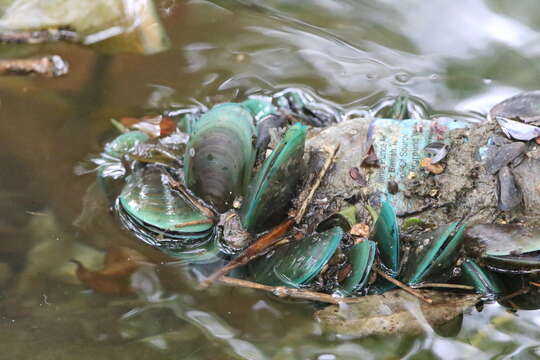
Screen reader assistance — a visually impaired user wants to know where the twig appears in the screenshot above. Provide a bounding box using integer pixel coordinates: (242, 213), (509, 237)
(498, 287), (530, 303)
(198, 218), (294, 289)
(411, 283), (475, 291)
(0, 56), (68, 77)
(374, 266), (433, 304)
(175, 219), (215, 228)
(219, 276), (365, 304)
(295, 144), (339, 223)
(200, 144), (338, 290)
(0, 28), (79, 44)
(162, 171), (216, 219)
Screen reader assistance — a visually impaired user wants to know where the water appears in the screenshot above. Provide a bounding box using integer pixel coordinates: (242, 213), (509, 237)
(2, 0), (540, 358)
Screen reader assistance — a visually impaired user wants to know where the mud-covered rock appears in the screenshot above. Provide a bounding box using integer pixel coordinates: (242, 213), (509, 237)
(315, 289), (480, 337)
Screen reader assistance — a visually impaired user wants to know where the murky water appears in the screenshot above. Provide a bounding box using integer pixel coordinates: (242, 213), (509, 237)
(3, 1), (540, 359)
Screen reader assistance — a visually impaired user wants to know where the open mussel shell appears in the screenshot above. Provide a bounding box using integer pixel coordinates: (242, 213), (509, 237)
(117, 166), (218, 262)
(401, 222), (465, 285)
(489, 91), (540, 125)
(250, 227), (344, 287)
(339, 240), (376, 295)
(240, 123), (307, 233)
(370, 201), (400, 276)
(458, 258), (505, 298)
(465, 224), (540, 274)
(104, 130), (150, 158)
(184, 103), (257, 212)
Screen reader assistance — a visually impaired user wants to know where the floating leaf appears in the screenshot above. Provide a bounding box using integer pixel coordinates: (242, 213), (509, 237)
(73, 247), (149, 296)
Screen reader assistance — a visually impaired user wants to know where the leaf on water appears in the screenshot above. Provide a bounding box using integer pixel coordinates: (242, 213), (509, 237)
(72, 247), (149, 296)
(120, 115), (175, 138)
(315, 289), (480, 338)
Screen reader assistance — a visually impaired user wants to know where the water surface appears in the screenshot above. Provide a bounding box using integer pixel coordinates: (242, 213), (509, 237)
(2, 1), (540, 359)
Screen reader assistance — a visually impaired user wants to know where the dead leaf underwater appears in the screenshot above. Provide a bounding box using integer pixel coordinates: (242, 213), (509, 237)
(72, 246), (149, 296)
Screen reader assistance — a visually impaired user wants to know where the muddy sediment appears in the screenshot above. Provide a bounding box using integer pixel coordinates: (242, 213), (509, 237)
(303, 118), (540, 228)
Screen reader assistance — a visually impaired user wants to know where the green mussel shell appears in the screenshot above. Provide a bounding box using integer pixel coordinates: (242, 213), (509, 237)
(459, 258), (505, 297)
(250, 227), (344, 287)
(240, 122), (307, 233)
(184, 103), (257, 212)
(465, 224), (540, 273)
(402, 222), (465, 285)
(339, 240), (376, 295)
(104, 130), (150, 158)
(117, 166), (214, 247)
(370, 201), (400, 276)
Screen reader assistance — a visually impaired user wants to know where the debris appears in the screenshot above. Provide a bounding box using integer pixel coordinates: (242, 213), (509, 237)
(420, 157), (445, 174)
(0, 27), (79, 44)
(424, 142), (449, 164)
(72, 247), (149, 296)
(350, 223), (369, 238)
(0, 55), (68, 77)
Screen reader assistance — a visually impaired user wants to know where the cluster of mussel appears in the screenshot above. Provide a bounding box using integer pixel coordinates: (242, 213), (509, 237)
(92, 89), (540, 307)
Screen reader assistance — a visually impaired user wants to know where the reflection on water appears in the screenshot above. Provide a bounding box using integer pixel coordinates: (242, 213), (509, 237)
(3, 0), (540, 358)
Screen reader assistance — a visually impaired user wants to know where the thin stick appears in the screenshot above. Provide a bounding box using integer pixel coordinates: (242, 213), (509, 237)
(295, 144), (339, 223)
(0, 28), (79, 44)
(499, 287), (530, 303)
(529, 281), (540, 288)
(162, 171), (216, 219)
(374, 266), (433, 304)
(411, 283), (475, 291)
(198, 218), (295, 289)
(175, 219), (215, 228)
(200, 144), (338, 290)
(219, 276), (365, 304)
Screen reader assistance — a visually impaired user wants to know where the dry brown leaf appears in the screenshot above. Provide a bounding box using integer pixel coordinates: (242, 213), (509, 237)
(420, 157), (445, 174)
(72, 247), (148, 296)
(120, 115), (175, 138)
(350, 223), (369, 238)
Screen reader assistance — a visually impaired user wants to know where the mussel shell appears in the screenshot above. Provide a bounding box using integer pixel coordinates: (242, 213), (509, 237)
(184, 103), (257, 212)
(484, 142), (526, 175)
(240, 98), (277, 122)
(401, 222), (465, 285)
(117, 166), (215, 250)
(465, 224), (540, 274)
(459, 258), (505, 297)
(497, 166), (522, 211)
(249, 227), (344, 287)
(489, 91), (540, 125)
(240, 123), (307, 233)
(496, 117), (540, 141)
(104, 131), (150, 158)
(339, 240), (376, 295)
(370, 201), (400, 276)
